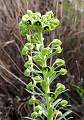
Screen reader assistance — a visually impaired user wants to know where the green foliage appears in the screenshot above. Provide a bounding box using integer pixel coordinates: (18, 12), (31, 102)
(20, 10), (71, 120)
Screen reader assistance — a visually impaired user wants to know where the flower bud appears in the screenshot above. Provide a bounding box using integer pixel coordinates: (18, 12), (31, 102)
(31, 111), (38, 118)
(21, 46), (29, 55)
(55, 58), (65, 66)
(60, 68), (67, 75)
(29, 96), (36, 105)
(56, 46), (62, 53)
(24, 68), (30, 77)
(35, 105), (42, 112)
(57, 83), (65, 91)
(60, 100), (68, 107)
(52, 39), (62, 47)
(26, 82), (33, 91)
(56, 110), (62, 118)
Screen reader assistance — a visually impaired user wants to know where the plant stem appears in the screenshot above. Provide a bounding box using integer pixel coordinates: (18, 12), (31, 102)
(38, 31), (44, 47)
(30, 33), (35, 111)
(46, 80), (51, 120)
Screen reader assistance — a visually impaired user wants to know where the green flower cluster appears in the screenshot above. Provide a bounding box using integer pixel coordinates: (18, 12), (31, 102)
(19, 10), (60, 37)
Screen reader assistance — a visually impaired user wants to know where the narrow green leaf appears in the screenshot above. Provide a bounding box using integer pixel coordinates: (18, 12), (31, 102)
(57, 110), (72, 120)
(52, 98), (62, 108)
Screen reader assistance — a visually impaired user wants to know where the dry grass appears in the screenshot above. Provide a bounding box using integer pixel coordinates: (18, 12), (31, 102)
(0, 0), (84, 119)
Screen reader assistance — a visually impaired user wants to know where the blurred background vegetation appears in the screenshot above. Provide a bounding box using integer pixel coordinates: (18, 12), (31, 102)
(0, 0), (84, 120)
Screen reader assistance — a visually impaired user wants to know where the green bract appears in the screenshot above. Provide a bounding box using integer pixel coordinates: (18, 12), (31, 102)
(45, 11), (54, 19)
(24, 60), (32, 69)
(19, 21), (29, 36)
(41, 47), (52, 56)
(29, 96), (37, 105)
(21, 46), (29, 55)
(60, 100), (68, 107)
(33, 53), (45, 66)
(55, 58), (65, 66)
(20, 10), (71, 120)
(42, 67), (54, 79)
(36, 43), (43, 51)
(35, 105), (43, 115)
(26, 82), (33, 91)
(60, 68), (67, 75)
(35, 105), (42, 111)
(25, 43), (33, 50)
(31, 111), (38, 118)
(52, 39), (62, 47)
(57, 83), (65, 90)
(41, 11), (60, 32)
(55, 46), (62, 53)
(33, 76), (42, 82)
(24, 68), (31, 77)
(54, 83), (65, 99)
(55, 110), (62, 118)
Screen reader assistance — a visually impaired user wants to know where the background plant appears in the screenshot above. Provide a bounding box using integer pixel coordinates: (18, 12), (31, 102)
(20, 10), (72, 120)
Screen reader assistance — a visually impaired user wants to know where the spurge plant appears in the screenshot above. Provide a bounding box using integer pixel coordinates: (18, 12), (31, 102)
(19, 10), (71, 120)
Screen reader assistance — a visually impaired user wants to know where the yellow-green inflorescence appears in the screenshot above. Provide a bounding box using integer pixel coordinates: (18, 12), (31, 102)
(20, 10), (71, 120)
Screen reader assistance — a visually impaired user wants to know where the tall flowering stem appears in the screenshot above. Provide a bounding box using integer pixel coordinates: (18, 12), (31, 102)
(20, 10), (71, 120)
